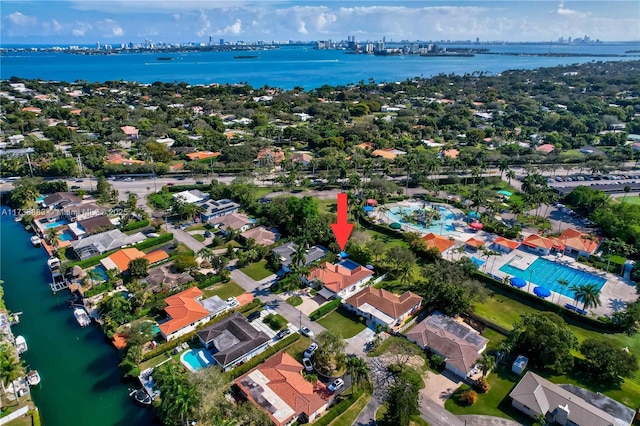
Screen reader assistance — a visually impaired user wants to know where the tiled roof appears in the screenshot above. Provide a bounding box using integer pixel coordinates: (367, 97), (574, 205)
(558, 229), (599, 254)
(159, 287), (210, 336)
(344, 287), (422, 320)
(186, 151), (221, 160)
(77, 215), (113, 234)
(102, 247), (145, 272)
(493, 236), (520, 250)
(235, 352), (332, 426)
(522, 234), (564, 250)
(241, 226), (280, 246)
(465, 237), (485, 248)
(143, 250), (169, 265)
(422, 233), (455, 253)
(306, 261), (373, 294)
(209, 212), (253, 230)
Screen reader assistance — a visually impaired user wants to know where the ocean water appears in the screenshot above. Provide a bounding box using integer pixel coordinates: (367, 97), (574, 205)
(1, 44), (637, 90)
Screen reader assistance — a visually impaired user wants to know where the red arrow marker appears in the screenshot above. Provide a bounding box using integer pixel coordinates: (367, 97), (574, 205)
(331, 192), (354, 251)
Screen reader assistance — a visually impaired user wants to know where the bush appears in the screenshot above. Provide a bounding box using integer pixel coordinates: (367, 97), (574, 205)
(429, 353), (446, 371)
(309, 298), (342, 321)
(475, 377), (490, 393)
(312, 389), (365, 426)
(121, 219), (150, 232)
(459, 389), (478, 406)
(134, 233), (174, 250)
(263, 313), (287, 330)
(84, 281), (115, 298)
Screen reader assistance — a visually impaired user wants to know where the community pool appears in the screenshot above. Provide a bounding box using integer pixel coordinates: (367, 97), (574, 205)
(90, 266), (108, 282)
(180, 349), (216, 372)
(58, 231), (74, 242)
(386, 203), (457, 235)
(499, 257), (606, 299)
(44, 219), (69, 229)
(338, 259), (361, 271)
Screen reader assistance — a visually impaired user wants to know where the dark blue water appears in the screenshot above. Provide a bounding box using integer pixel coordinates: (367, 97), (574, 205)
(1, 44), (637, 89)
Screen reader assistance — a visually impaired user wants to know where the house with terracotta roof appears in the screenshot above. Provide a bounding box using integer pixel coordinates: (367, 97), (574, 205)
(196, 312), (270, 371)
(372, 148), (406, 160)
(422, 233), (455, 254)
(442, 149), (460, 159)
(100, 248), (169, 273)
(235, 352), (333, 426)
(405, 311), (488, 380)
(344, 287), (422, 329)
(255, 147), (285, 167)
(305, 260), (373, 299)
(106, 153), (145, 166)
(465, 237), (485, 251)
(241, 226), (280, 246)
(536, 144), (556, 154)
(521, 234), (564, 256)
(185, 151), (221, 161)
(291, 152), (313, 166)
(120, 125), (139, 140)
(158, 287), (212, 341)
(492, 236), (520, 253)
(558, 229), (600, 258)
(22, 107), (41, 115)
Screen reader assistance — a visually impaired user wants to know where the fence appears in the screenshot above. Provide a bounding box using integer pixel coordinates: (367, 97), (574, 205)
(0, 406), (29, 425)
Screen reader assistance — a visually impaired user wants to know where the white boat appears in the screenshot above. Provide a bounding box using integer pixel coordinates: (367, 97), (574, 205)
(47, 257), (61, 271)
(73, 308), (91, 327)
(15, 335), (27, 355)
(30, 236), (41, 246)
(26, 370), (41, 386)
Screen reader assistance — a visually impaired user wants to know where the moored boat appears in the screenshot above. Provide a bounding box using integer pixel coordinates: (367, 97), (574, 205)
(73, 308), (91, 327)
(26, 370), (41, 386)
(31, 236), (41, 246)
(15, 335), (28, 355)
(47, 257), (61, 271)
(129, 388), (153, 406)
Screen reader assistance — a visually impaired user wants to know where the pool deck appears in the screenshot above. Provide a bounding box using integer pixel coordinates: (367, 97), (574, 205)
(375, 200), (638, 318)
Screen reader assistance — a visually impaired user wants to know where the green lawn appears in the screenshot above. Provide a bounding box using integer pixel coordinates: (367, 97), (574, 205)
(472, 292), (541, 331)
(241, 259), (274, 281)
(621, 195), (640, 205)
(363, 228), (407, 248)
(328, 392), (372, 426)
(317, 309), (367, 338)
(192, 234), (205, 242)
(375, 404), (429, 426)
(185, 224), (207, 231)
(201, 281), (245, 300)
(285, 336), (312, 361)
(286, 295), (303, 307)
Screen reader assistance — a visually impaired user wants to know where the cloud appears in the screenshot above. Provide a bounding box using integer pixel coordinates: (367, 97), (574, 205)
(555, 2), (590, 18)
(196, 10), (212, 37)
(216, 19), (243, 36)
(96, 19), (124, 37)
(72, 21), (93, 36)
(7, 11), (37, 26)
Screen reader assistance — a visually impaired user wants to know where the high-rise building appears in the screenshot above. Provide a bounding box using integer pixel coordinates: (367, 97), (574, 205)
(219, 38), (224, 45)
(96, 41), (100, 50)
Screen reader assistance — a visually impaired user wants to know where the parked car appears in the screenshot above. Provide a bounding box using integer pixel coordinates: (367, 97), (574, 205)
(71, 185), (80, 190)
(177, 176), (186, 180)
(303, 343), (318, 358)
(247, 310), (262, 322)
(328, 378), (344, 392)
(276, 329), (291, 340)
(299, 326), (314, 338)
(302, 357), (313, 372)
(166, 182), (175, 187)
(196, 180), (204, 185)
(146, 232), (160, 238)
(75, 179), (84, 182)
(204, 231), (212, 238)
(123, 177), (134, 182)
(226, 297), (239, 308)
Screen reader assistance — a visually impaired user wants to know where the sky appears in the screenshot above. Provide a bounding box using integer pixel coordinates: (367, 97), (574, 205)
(1, 1), (639, 45)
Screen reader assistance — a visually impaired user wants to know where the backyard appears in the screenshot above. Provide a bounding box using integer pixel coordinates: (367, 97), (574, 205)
(317, 309), (367, 339)
(202, 281), (245, 300)
(240, 259), (274, 281)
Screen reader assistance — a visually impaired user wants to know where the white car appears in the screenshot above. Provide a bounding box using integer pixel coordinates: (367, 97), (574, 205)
(303, 343), (318, 358)
(302, 357), (313, 372)
(300, 326), (314, 338)
(225, 297), (239, 308)
(328, 378), (344, 392)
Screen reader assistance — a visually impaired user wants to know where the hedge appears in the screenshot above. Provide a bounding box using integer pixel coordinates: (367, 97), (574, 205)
(121, 219), (150, 232)
(312, 388), (365, 426)
(309, 298), (342, 321)
(166, 184), (211, 193)
(195, 275), (223, 289)
(224, 333), (300, 380)
(134, 233), (174, 250)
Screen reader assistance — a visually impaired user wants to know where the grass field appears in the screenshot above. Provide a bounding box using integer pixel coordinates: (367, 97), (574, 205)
(621, 195), (640, 205)
(241, 259), (274, 281)
(202, 281), (245, 300)
(328, 392), (372, 426)
(317, 309), (367, 339)
(286, 295), (303, 306)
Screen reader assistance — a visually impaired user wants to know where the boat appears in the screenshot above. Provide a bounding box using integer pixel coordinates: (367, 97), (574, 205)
(129, 388), (153, 407)
(73, 308), (91, 327)
(31, 236), (41, 246)
(26, 370), (41, 386)
(234, 55), (258, 59)
(47, 257), (61, 271)
(15, 335), (27, 355)
(156, 57), (173, 61)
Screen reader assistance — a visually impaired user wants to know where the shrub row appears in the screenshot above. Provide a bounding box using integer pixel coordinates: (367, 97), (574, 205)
(312, 388), (365, 426)
(121, 219), (150, 232)
(134, 233), (174, 250)
(166, 184), (210, 193)
(224, 333), (300, 381)
(195, 275), (223, 289)
(309, 297), (342, 321)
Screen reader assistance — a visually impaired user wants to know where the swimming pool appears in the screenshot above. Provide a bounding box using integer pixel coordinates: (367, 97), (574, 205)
(90, 266), (108, 281)
(58, 231), (74, 242)
(338, 259), (361, 270)
(386, 203), (457, 235)
(180, 349), (216, 372)
(499, 257), (606, 299)
(44, 219), (68, 229)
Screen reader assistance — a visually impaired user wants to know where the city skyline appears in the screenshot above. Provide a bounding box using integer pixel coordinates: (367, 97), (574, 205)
(1, 0), (639, 45)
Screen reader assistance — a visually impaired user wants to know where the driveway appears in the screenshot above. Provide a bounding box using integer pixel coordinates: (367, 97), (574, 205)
(163, 224), (206, 252)
(420, 370), (462, 407)
(345, 327), (375, 357)
(280, 289), (326, 316)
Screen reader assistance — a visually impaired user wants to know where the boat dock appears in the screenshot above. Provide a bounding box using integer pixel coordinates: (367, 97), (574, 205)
(50, 280), (70, 293)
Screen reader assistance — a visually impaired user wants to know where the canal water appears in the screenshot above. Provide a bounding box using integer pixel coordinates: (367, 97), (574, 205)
(0, 208), (156, 426)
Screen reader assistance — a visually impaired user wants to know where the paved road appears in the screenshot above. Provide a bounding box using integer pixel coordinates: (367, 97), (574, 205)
(162, 224), (207, 252)
(352, 394), (380, 426)
(419, 397), (465, 426)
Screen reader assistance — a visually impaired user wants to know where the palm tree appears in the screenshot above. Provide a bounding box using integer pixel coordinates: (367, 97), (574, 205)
(197, 248), (214, 264)
(556, 279), (569, 304)
(479, 353), (496, 377)
(82, 268), (103, 289)
(0, 345), (25, 405)
(574, 283), (602, 311)
(291, 243), (307, 271)
(346, 356), (370, 393)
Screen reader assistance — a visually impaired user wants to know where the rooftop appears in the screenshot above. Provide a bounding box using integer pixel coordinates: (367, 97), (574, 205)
(423, 233), (456, 253)
(158, 287), (210, 337)
(273, 242), (328, 268)
(306, 261), (373, 294)
(344, 287), (422, 321)
(241, 226), (280, 246)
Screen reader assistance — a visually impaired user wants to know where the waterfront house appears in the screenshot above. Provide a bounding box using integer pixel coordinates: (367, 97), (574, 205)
(509, 371), (633, 426)
(41, 192), (81, 209)
(120, 126), (139, 140)
(172, 189), (209, 204)
(235, 352), (333, 426)
(69, 229), (146, 260)
(197, 198), (240, 222)
(492, 236), (520, 253)
(273, 242), (328, 273)
(100, 248), (169, 273)
(557, 228), (600, 258)
(195, 313), (270, 371)
(208, 212), (254, 234)
(240, 226), (280, 246)
(422, 233), (455, 254)
(158, 287), (212, 341)
(67, 215), (114, 239)
(305, 260), (373, 299)
(521, 234), (563, 256)
(405, 311), (488, 380)
(343, 287), (422, 329)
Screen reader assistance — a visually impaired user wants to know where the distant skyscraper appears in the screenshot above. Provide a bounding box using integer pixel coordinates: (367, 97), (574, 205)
(96, 41), (100, 50)
(476, 37), (480, 43)
(219, 38), (224, 46)
(209, 36), (212, 46)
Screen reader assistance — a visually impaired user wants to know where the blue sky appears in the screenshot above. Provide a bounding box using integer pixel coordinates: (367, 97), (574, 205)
(1, 1), (638, 45)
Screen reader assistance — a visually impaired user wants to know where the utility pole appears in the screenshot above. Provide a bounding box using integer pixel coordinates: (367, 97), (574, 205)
(25, 151), (34, 177)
